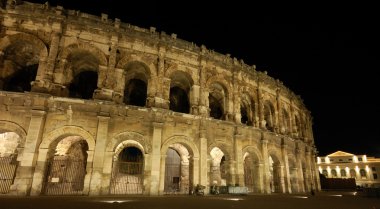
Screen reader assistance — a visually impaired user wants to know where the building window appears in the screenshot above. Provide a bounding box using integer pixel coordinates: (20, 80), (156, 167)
(350, 169), (356, 179)
(374, 174), (378, 179)
(341, 169), (347, 177)
(330, 159), (334, 162)
(321, 159), (325, 163)
(358, 157), (363, 162)
(322, 170), (328, 177)
(360, 169), (367, 179)
(372, 167), (376, 171)
(331, 169), (337, 178)
(339, 159), (343, 162)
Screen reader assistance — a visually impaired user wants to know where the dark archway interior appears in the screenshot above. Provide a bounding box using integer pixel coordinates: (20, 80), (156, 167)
(2, 64), (37, 92)
(69, 70), (98, 99)
(124, 79), (147, 107)
(169, 86), (190, 113)
(119, 147), (143, 162)
(241, 105), (252, 125)
(209, 95), (223, 119)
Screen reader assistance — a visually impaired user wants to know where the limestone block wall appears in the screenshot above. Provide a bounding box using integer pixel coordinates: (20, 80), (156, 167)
(0, 1), (320, 196)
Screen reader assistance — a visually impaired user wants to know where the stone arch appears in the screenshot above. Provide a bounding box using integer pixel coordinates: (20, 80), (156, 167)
(281, 108), (291, 134)
(107, 131), (150, 154)
(0, 120), (27, 144)
(122, 61), (151, 107)
(109, 140), (145, 195)
(240, 92), (256, 126)
(40, 126), (95, 151)
(208, 142), (233, 186)
(242, 146), (264, 193)
(268, 148), (283, 193)
(168, 70), (194, 114)
(0, 33), (48, 91)
(165, 64), (198, 85)
(116, 54), (157, 77)
(263, 100), (276, 131)
(207, 79), (231, 120)
(161, 135), (199, 194)
(58, 43), (107, 66)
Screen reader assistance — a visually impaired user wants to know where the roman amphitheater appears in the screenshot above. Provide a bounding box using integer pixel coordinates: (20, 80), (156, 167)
(0, 1), (320, 195)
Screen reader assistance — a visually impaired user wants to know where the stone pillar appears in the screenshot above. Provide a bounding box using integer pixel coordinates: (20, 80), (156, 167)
(11, 110), (46, 195)
(32, 29), (61, 93)
(257, 163), (265, 193)
(93, 65), (114, 101)
(261, 138), (271, 193)
(29, 148), (49, 195)
(296, 148), (305, 192)
(257, 86), (265, 129)
(101, 151), (114, 194)
(198, 60), (208, 117)
(199, 129), (208, 193)
(279, 165), (286, 193)
(190, 85), (200, 115)
(151, 122), (163, 195)
(305, 149), (313, 192)
(281, 143), (291, 193)
(234, 134), (244, 186)
(83, 150), (94, 195)
(227, 160), (236, 186)
(89, 116), (109, 195)
(276, 89), (284, 134)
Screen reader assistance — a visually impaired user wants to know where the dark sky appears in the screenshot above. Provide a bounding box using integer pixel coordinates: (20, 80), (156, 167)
(25, 1), (379, 157)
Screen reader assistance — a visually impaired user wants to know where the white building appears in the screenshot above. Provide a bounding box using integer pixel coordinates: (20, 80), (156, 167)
(317, 151), (380, 188)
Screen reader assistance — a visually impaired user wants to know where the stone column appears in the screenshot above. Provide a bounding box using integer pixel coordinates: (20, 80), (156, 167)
(151, 122), (163, 195)
(11, 110), (46, 195)
(190, 85), (200, 115)
(257, 163), (265, 193)
(279, 165), (286, 193)
(257, 86), (265, 129)
(199, 129), (208, 193)
(89, 116), (109, 195)
(296, 148), (305, 192)
(29, 148), (49, 195)
(276, 89), (283, 134)
(281, 143), (291, 193)
(83, 150), (94, 195)
(234, 134), (244, 186)
(305, 149), (313, 192)
(198, 60), (209, 117)
(261, 138), (271, 193)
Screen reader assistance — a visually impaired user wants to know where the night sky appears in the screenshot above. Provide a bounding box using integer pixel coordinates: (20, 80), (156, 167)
(25, 1), (379, 157)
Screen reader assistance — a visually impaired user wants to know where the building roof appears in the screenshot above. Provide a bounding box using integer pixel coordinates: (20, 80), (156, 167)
(327, 151), (354, 157)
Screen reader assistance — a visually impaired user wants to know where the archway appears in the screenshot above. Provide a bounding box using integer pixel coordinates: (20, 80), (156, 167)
(110, 146), (144, 194)
(240, 93), (255, 126)
(42, 136), (88, 195)
(0, 132), (21, 194)
(164, 143), (191, 194)
(269, 155), (282, 193)
(243, 152), (261, 193)
(210, 147), (228, 187)
(264, 101), (275, 131)
(0, 40), (40, 92)
(65, 50), (99, 99)
(209, 82), (227, 120)
(282, 109), (290, 134)
(169, 71), (192, 114)
(123, 61), (150, 107)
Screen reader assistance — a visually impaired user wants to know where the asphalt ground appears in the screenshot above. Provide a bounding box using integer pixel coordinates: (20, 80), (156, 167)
(1, 191), (380, 209)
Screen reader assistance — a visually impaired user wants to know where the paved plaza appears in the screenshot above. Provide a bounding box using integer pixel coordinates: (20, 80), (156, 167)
(1, 192), (380, 209)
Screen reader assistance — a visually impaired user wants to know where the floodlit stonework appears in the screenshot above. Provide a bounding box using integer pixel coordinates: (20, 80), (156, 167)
(317, 151), (380, 188)
(0, 1), (320, 195)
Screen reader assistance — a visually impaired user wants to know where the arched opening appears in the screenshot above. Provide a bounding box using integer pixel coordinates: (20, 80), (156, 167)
(282, 109), (290, 134)
(269, 155), (282, 193)
(43, 136), (88, 195)
(209, 82), (227, 120)
(124, 79), (147, 107)
(288, 159), (299, 193)
(164, 143), (192, 194)
(68, 71), (98, 99)
(210, 147), (228, 187)
(243, 152), (261, 193)
(123, 61), (150, 107)
(110, 146), (144, 194)
(0, 132), (21, 194)
(169, 71), (192, 114)
(240, 93), (254, 125)
(65, 50), (99, 99)
(264, 101), (275, 131)
(350, 169), (356, 179)
(0, 40), (40, 92)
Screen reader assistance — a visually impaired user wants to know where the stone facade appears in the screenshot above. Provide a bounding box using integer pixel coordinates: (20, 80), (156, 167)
(0, 1), (320, 195)
(318, 151), (380, 188)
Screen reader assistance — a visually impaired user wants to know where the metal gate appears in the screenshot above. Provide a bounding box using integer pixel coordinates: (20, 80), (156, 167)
(244, 165), (254, 192)
(43, 158), (86, 195)
(164, 163), (181, 193)
(0, 155), (17, 194)
(109, 161), (143, 194)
